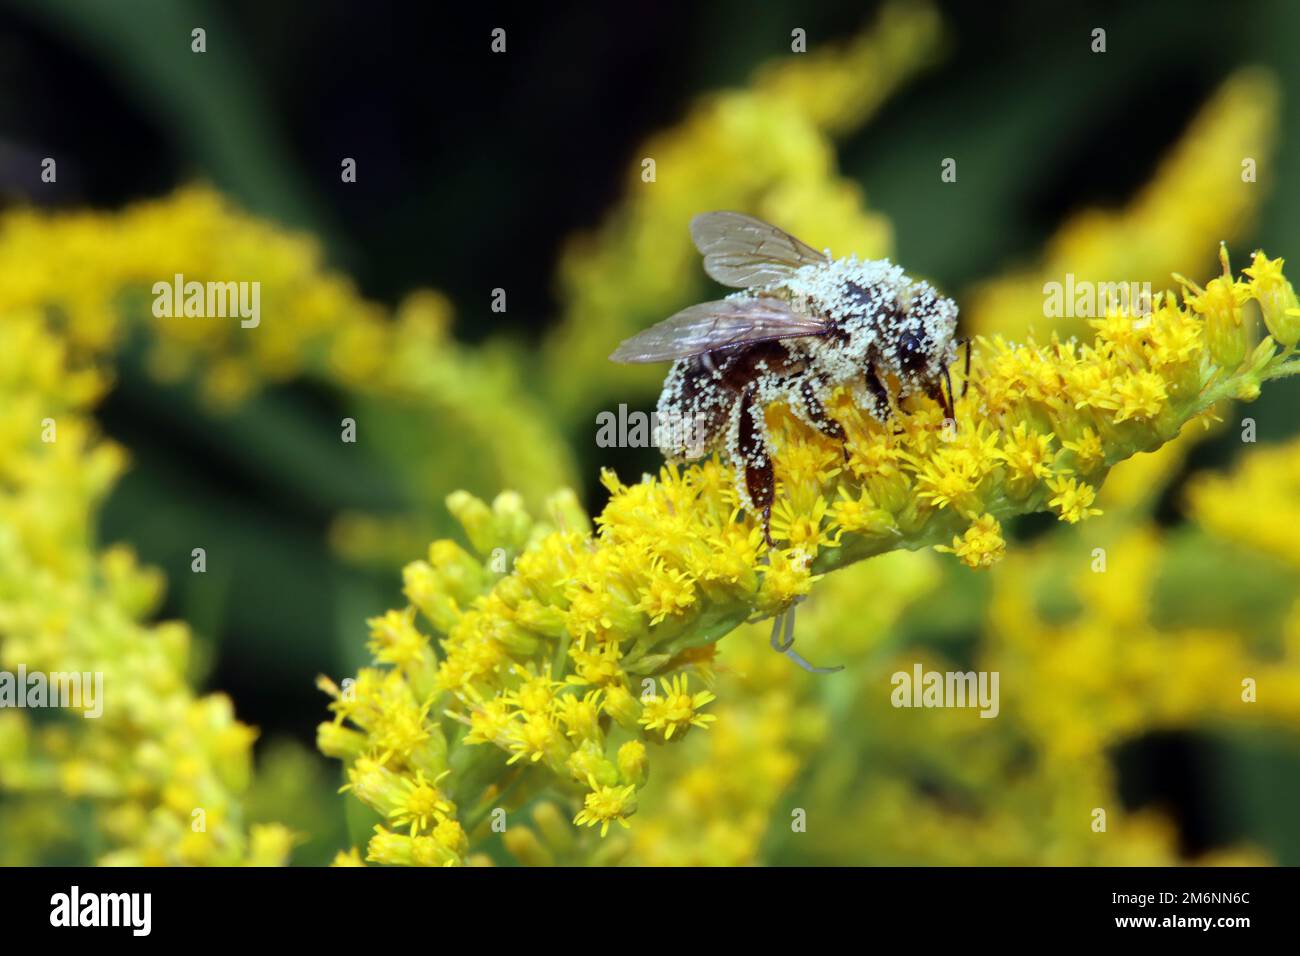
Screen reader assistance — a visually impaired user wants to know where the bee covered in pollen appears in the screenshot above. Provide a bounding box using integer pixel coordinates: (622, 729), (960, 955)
(610, 211), (963, 547)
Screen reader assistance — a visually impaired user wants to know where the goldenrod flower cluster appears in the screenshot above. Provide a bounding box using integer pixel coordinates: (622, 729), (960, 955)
(736, 426), (1300, 866)
(0, 176), (598, 863)
(0, 311), (292, 865)
(617, 550), (933, 866)
(1188, 432), (1300, 570)
(0, 188), (575, 533)
(321, 248), (1300, 863)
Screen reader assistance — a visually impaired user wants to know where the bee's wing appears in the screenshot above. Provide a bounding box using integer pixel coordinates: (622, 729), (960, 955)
(609, 297), (830, 364)
(689, 211), (827, 288)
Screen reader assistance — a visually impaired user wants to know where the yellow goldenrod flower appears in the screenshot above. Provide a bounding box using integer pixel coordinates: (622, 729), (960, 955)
(367, 825), (461, 867)
(331, 847), (366, 867)
(1175, 245), (1254, 369)
(935, 513), (1006, 569)
(1186, 434), (1300, 568)
(600, 683), (642, 729)
(573, 779), (638, 837)
(616, 740), (649, 789)
(555, 690), (604, 744)
(1243, 251), (1300, 347)
(366, 607), (430, 670)
(387, 770), (455, 837)
(1045, 476), (1103, 524)
(784, 461), (1300, 867)
(0, 188), (577, 557)
(998, 422), (1056, 496)
(20, 7), (1297, 868)
(770, 496), (839, 558)
(639, 674), (718, 740)
(636, 561), (698, 625)
(505, 712), (571, 769)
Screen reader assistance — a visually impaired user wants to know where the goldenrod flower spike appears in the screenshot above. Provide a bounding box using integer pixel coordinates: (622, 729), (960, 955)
(0, 308), (293, 865)
(1187, 433), (1300, 568)
(323, 251), (1300, 863)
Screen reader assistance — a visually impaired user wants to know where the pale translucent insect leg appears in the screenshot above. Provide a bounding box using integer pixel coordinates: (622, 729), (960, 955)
(767, 601), (843, 674)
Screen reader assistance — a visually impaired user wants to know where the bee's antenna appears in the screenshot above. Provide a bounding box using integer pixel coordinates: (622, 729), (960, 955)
(768, 602), (843, 675)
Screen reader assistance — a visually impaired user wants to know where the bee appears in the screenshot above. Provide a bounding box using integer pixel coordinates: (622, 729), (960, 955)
(610, 211), (962, 545)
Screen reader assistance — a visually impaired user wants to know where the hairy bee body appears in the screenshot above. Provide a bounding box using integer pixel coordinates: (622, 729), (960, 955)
(657, 256), (958, 512)
(611, 212), (960, 541)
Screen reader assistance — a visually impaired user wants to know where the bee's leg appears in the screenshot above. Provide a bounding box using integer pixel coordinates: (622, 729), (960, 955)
(799, 379), (849, 461)
(961, 337), (971, 397)
(738, 385), (775, 546)
(926, 372), (954, 421)
(864, 362), (892, 423)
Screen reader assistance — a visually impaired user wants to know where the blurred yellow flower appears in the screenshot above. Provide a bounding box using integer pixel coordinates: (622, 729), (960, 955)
(964, 68), (1278, 345)
(0, 313), (290, 865)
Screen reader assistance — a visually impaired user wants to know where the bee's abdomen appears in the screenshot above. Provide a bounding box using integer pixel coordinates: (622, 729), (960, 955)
(700, 341), (805, 392)
(656, 357), (731, 460)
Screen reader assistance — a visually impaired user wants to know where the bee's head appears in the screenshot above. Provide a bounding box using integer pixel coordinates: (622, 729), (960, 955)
(897, 329), (929, 374)
(887, 283), (959, 386)
(819, 264), (959, 408)
(865, 282), (960, 422)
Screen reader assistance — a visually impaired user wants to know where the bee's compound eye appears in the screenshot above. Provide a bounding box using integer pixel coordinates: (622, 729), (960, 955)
(898, 331), (927, 372)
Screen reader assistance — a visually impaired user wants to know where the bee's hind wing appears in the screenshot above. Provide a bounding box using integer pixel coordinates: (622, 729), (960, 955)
(609, 298), (830, 364)
(689, 211), (827, 288)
